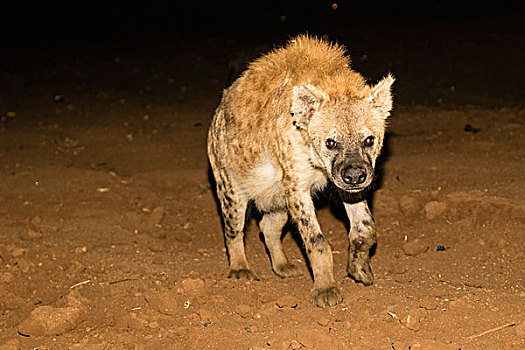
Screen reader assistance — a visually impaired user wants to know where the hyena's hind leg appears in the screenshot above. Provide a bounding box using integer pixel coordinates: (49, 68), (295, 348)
(214, 171), (259, 281)
(343, 197), (377, 285)
(260, 211), (303, 278)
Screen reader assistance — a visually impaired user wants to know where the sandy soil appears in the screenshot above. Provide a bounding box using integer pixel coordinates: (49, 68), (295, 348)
(1, 16), (524, 349)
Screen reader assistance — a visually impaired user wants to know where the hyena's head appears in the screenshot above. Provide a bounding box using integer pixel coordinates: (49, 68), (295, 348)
(290, 74), (394, 193)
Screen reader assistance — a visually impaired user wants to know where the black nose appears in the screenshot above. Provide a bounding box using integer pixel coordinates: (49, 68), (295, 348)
(341, 166), (367, 185)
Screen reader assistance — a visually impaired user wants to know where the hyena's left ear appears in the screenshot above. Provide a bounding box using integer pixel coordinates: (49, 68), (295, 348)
(291, 84), (327, 129)
(369, 74), (395, 118)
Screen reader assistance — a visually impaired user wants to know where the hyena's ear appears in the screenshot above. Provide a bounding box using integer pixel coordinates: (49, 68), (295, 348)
(291, 84), (326, 129)
(369, 74), (395, 118)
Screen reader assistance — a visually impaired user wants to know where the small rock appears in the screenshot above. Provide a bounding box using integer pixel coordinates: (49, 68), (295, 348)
(0, 272), (14, 283)
(399, 195), (420, 216)
(142, 206), (165, 227)
(145, 290), (185, 315)
(0, 247), (14, 264)
(258, 301), (278, 317)
(276, 295), (299, 309)
(424, 201), (447, 220)
(411, 339), (457, 349)
(449, 295), (473, 311)
(419, 297), (438, 310)
(74, 246), (88, 254)
(148, 321), (160, 329)
(317, 316), (330, 327)
(17, 257), (35, 273)
(390, 261), (408, 275)
(30, 216), (42, 225)
(402, 239), (429, 256)
(27, 228), (43, 239)
(181, 278), (205, 293)
(147, 239), (165, 252)
(198, 308), (213, 325)
(67, 261), (85, 275)
(401, 308), (424, 331)
(290, 339), (302, 350)
(18, 304), (87, 336)
(11, 247), (26, 258)
(234, 304), (253, 318)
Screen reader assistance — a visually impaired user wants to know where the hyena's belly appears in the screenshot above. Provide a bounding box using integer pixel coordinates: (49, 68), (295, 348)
(241, 160), (287, 212)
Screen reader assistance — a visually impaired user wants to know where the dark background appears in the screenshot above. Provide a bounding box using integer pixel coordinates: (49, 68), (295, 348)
(1, 1), (525, 108)
(2, 1), (524, 45)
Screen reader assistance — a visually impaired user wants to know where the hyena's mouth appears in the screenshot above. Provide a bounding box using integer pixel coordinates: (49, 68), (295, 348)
(336, 179), (373, 193)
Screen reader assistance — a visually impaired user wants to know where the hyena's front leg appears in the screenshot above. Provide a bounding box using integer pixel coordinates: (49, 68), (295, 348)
(287, 191), (342, 307)
(260, 211), (303, 278)
(344, 198), (376, 285)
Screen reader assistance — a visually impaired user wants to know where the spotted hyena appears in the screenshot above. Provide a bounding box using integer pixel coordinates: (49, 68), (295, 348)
(207, 35), (394, 307)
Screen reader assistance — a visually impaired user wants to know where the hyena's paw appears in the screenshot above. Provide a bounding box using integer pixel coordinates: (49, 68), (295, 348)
(227, 268), (260, 281)
(310, 286), (343, 308)
(347, 252), (374, 286)
(273, 262), (303, 279)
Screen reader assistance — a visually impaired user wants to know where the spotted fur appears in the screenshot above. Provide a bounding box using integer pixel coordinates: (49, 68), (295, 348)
(208, 35), (394, 307)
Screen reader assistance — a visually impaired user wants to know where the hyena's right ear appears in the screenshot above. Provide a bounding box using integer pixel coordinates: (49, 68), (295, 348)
(290, 84), (326, 129)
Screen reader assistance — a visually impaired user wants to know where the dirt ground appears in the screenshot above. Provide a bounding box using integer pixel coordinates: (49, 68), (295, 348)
(1, 14), (524, 350)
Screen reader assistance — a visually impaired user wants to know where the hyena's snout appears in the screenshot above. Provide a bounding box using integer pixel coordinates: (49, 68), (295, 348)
(341, 165), (367, 185)
(334, 154), (374, 191)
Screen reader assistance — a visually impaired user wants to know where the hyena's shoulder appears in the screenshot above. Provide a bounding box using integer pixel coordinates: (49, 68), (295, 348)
(225, 35), (371, 123)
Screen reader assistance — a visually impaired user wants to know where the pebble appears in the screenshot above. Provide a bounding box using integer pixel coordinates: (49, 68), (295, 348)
(401, 308), (424, 331)
(276, 295), (299, 309)
(148, 321), (160, 329)
(142, 206), (165, 227)
(290, 339), (302, 350)
(198, 308), (213, 324)
(148, 239), (165, 253)
(419, 297), (438, 310)
(75, 246), (88, 254)
(390, 261), (408, 275)
(18, 293), (87, 336)
(424, 201), (447, 220)
(0, 272), (14, 283)
(402, 239), (429, 256)
(258, 301), (278, 317)
(317, 316), (330, 327)
(27, 228), (43, 239)
(144, 290), (183, 315)
(449, 296), (471, 310)
(11, 247), (26, 258)
(399, 195), (420, 216)
(234, 304), (253, 318)
(181, 278), (205, 293)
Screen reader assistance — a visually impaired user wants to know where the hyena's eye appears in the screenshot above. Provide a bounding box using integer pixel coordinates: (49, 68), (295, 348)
(363, 136), (375, 147)
(325, 138), (337, 150)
